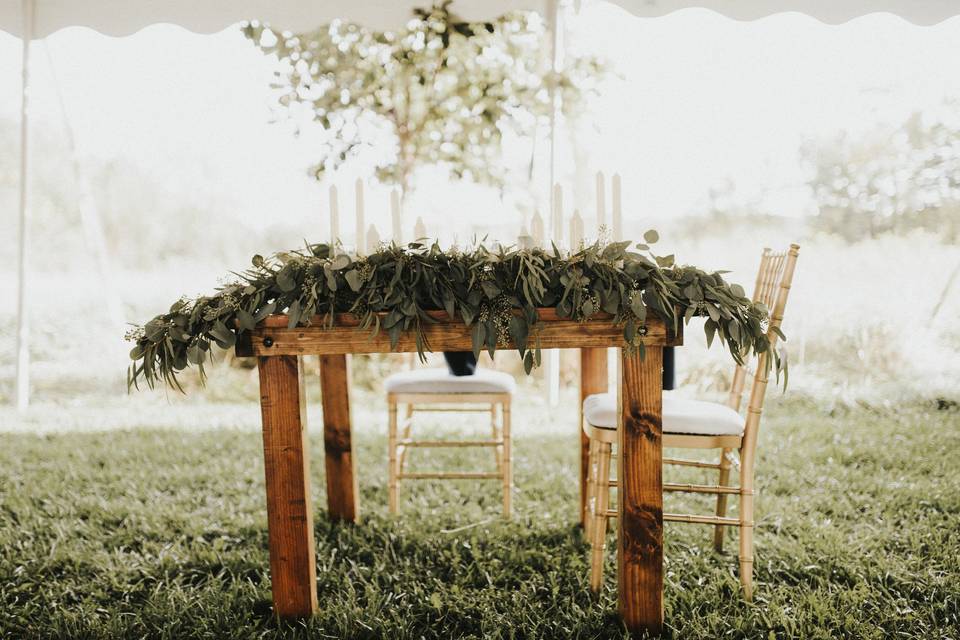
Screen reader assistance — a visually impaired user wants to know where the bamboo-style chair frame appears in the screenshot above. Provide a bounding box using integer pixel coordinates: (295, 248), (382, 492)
(584, 244), (800, 599)
(386, 359), (513, 517)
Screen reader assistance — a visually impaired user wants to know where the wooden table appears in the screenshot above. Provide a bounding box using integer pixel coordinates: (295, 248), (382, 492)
(236, 309), (681, 637)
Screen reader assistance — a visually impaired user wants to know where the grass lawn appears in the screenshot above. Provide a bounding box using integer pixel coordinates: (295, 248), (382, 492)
(1, 398), (958, 639)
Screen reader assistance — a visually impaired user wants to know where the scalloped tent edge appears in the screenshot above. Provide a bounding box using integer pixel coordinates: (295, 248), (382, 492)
(2, 0), (960, 38)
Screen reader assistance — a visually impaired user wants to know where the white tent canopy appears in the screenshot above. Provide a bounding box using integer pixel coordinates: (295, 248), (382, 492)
(2, 0), (959, 38)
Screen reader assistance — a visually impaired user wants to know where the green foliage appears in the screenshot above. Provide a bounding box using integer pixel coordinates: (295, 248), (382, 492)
(805, 105), (960, 241)
(126, 236), (779, 391)
(242, 2), (602, 194)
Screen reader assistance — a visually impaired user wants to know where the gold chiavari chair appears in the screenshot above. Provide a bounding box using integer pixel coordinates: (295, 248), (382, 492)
(582, 244), (800, 599)
(385, 361), (514, 517)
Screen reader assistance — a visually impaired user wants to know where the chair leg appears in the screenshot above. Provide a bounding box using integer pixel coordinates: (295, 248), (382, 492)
(501, 401), (512, 519)
(589, 441), (612, 593)
(491, 404), (503, 475)
(739, 496), (754, 600)
(399, 405), (414, 473)
(714, 447), (733, 552)
(584, 439), (598, 541)
(739, 453), (755, 600)
(388, 401), (399, 514)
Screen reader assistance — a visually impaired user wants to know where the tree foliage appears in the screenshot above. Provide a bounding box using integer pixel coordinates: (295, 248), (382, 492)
(243, 2), (602, 194)
(806, 106), (960, 241)
(127, 236), (782, 391)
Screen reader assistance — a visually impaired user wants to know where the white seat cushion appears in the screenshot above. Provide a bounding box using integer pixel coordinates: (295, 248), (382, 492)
(583, 392), (744, 437)
(582, 393), (619, 429)
(385, 368), (516, 395)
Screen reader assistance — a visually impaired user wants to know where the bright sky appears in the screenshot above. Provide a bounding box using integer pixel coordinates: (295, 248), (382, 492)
(2, 5), (960, 239)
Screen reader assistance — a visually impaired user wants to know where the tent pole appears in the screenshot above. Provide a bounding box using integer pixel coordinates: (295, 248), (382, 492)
(15, 0), (34, 411)
(547, 0), (558, 208)
(545, 0), (561, 407)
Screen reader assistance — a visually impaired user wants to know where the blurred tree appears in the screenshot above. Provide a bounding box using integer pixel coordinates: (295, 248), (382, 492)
(805, 105), (960, 242)
(243, 2), (602, 200)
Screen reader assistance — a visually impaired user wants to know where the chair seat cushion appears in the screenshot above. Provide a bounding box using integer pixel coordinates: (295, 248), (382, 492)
(583, 392), (745, 436)
(385, 368), (516, 395)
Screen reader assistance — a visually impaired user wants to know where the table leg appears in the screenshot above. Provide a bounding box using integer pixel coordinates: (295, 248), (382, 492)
(257, 355), (318, 618)
(579, 348), (609, 526)
(318, 354), (359, 521)
(617, 346), (664, 636)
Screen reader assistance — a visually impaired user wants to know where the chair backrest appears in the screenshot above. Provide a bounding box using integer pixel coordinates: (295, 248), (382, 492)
(725, 245), (800, 445)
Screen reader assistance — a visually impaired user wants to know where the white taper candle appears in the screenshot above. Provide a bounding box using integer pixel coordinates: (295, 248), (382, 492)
(552, 183), (563, 245)
(354, 178), (365, 255)
(366, 224), (380, 254)
(329, 184), (340, 253)
(596, 171), (606, 232)
(612, 173), (623, 242)
(569, 209), (584, 250)
(391, 189), (402, 244)
(531, 210), (545, 247)
(518, 222), (533, 250)
(413, 216), (426, 240)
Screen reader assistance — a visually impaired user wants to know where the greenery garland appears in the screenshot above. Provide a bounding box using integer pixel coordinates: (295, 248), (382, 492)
(126, 235), (784, 391)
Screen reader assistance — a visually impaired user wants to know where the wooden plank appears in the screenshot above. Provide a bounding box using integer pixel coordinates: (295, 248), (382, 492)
(398, 471), (502, 480)
(261, 308), (585, 327)
(318, 354), (359, 522)
(243, 309), (680, 357)
(398, 439), (502, 447)
(617, 346), (664, 637)
(257, 355), (317, 618)
(579, 348), (608, 526)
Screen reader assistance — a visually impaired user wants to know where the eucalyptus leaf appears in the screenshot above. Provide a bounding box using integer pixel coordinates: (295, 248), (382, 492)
(705, 319), (717, 348)
(187, 343), (206, 365)
(345, 269), (363, 292)
(276, 268), (296, 292)
(471, 322), (486, 359)
(523, 350), (534, 374)
(209, 321), (233, 344)
(509, 316), (528, 351)
(287, 300), (302, 328)
(253, 301), (276, 322)
(481, 280), (501, 299)
(630, 296), (646, 323)
(656, 254), (675, 268)
(330, 255), (351, 270)
(144, 320), (165, 343)
(236, 309), (256, 332)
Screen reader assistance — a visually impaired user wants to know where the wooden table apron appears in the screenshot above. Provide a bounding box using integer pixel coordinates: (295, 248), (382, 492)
(236, 309), (682, 637)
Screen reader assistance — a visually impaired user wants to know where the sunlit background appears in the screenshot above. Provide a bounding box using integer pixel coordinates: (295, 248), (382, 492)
(2, 4), (959, 427)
